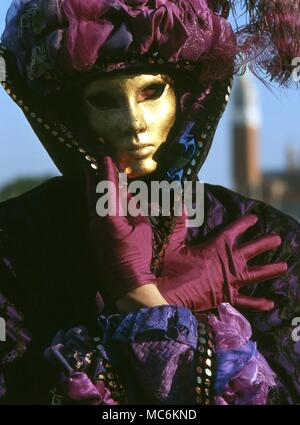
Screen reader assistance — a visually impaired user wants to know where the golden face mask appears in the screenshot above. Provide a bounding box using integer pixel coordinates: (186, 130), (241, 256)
(80, 73), (177, 178)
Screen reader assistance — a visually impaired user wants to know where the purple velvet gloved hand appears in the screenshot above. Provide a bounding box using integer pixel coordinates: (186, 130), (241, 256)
(157, 211), (288, 312)
(85, 156), (156, 302)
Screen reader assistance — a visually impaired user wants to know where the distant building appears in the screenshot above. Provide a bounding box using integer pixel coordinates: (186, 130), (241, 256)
(232, 73), (300, 221)
(263, 147), (300, 221)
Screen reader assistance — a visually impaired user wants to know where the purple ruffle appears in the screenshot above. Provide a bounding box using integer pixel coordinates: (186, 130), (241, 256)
(214, 340), (257, 395)
(208, 304), (277, 405)
(61, 371), (116, 405)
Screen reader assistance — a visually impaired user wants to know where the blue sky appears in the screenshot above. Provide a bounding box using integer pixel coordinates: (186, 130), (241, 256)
(0, 0), (299, 190)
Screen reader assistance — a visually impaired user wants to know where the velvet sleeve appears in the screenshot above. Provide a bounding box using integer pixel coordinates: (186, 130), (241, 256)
(244, 202), (300, 404)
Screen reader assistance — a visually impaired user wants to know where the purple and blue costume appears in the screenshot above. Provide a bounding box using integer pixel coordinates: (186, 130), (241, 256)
(1, 0), (300, 404)
(1, 178), (300, 404)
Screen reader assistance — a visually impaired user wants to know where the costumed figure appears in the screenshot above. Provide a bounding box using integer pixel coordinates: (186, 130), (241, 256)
(0, 0), (300, 405)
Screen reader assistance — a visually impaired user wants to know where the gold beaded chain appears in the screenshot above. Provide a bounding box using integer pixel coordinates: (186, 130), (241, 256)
(92, 335), (127, 404)
(194, 321), (214, 405)
(95, 360), (127, 404)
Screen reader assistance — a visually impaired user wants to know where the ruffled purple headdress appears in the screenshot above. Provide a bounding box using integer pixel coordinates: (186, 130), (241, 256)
(1, 0), (236, 84)
(0, 0), (299, 181)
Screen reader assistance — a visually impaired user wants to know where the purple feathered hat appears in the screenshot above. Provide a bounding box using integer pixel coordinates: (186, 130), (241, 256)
(0, 0), (299, 180)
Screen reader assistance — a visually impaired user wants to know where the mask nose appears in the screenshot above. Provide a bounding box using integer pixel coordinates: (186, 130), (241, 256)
(125, 99), (147, 137)
(132, 116), (147, 134)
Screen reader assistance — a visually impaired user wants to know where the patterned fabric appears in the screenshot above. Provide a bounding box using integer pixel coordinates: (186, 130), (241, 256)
(0, 177), (300, 404)
(209, 303), (276, 405)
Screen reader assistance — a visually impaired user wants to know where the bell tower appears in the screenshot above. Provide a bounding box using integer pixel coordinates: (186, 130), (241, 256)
(232, 73), (262, 199)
